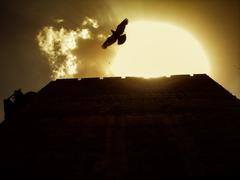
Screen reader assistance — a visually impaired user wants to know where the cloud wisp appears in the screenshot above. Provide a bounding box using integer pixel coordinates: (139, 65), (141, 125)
(37, 17), (110, 79)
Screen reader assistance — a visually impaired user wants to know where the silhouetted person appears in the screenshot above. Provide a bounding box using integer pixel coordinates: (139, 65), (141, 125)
(4, 89), (24, 120)
(102, 18), (128, 49)
(13, 89), (24, 103)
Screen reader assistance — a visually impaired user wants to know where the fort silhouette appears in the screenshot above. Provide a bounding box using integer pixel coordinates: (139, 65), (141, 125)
(1, 74), (240, 178)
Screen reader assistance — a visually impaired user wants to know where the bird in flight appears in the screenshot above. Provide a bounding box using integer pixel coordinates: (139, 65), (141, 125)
(102, 18), (128, 49)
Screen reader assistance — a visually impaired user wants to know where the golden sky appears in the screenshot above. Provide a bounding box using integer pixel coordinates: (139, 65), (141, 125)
(0, 0), (239, 121)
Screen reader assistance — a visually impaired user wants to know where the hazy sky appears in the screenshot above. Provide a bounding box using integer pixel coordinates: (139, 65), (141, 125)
(0, 0), (239, 121)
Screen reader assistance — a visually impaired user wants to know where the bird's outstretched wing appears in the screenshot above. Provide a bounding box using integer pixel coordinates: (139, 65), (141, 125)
(115, 18), (128, 35)
(118, 34), (126, 45)
(102, 18), (128, 49)
(102, 35), (117, 49)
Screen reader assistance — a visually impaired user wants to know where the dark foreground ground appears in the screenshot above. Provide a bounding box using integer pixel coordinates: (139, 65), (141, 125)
(1, 74), (240, 178)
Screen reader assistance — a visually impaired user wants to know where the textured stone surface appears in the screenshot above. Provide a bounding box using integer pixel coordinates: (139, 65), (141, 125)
(1, 74), (240, 178)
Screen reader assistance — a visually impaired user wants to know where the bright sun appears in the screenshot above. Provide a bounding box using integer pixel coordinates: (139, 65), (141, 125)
(110, 21), (210, 78)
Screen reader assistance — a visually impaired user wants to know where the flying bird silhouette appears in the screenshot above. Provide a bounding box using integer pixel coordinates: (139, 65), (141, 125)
(102, 18), (128, 49)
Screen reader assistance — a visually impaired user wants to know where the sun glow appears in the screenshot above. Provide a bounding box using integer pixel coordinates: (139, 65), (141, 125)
(110, 21), (210, 78)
